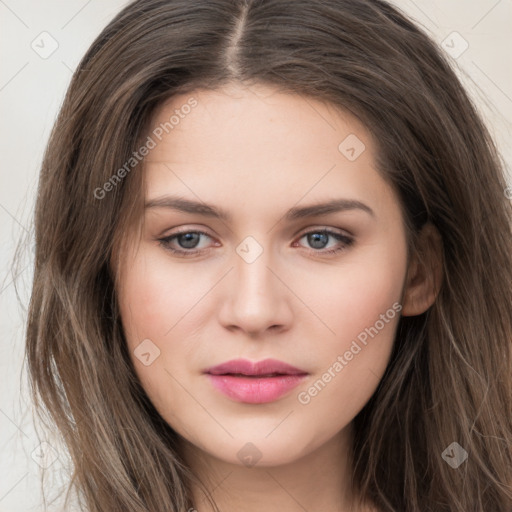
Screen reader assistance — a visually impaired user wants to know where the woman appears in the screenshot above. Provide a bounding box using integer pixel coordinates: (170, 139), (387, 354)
(25, 0), (512, 510)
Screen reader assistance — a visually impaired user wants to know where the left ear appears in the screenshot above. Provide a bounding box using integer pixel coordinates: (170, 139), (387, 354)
(401, 222), (444, 316)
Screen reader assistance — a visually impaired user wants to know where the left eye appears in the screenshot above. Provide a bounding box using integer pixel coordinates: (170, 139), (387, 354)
(294, 229), (354, 255)
(158, 229), (354, 257)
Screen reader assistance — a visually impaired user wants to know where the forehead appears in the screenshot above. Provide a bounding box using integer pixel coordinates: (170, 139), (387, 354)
(147, 83), (372, 165)
(142, 83), (397, 223)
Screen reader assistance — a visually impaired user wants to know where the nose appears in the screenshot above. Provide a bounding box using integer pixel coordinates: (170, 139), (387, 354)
(217, 244), (293, 336)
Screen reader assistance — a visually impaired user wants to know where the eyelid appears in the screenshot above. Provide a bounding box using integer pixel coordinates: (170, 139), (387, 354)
(294, 224), (354, 238)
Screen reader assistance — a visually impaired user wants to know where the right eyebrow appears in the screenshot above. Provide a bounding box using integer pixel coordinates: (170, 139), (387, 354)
(144, 196), (231, 221)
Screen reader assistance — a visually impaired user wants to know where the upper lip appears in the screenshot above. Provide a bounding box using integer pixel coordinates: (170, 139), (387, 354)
(204, 358), (308, 376)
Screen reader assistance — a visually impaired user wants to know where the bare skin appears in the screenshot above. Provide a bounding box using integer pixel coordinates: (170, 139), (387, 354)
(115, 82), (442, 512)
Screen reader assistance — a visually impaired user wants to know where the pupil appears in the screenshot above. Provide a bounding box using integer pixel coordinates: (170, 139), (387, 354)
(308, 232), (328, 249)
(179, 233), (200, 249)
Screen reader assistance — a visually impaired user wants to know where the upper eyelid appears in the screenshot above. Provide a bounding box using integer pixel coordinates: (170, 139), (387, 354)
(163, 227), (349, 238)
(163, 224), (352, 236)
(296, 226), (353, 238)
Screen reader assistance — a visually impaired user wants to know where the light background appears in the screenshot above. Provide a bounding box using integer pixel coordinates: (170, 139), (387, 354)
(0, 1), (511, 510)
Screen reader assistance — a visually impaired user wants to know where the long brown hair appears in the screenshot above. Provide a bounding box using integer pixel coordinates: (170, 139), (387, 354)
(24, 0), (512, 510)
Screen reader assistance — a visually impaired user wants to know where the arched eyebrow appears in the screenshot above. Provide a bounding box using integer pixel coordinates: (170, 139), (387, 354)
(144, 195), (375, 221)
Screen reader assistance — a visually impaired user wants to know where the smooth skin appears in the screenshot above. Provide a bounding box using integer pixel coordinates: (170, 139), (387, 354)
(115, 82), (442, 512)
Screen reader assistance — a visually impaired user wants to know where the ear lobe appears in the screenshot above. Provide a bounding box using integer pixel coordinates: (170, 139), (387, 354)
(401, 222), (444, 317)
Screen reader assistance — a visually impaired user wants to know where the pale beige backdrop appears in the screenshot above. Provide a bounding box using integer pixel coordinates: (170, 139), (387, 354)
(0, 1), (511, 510)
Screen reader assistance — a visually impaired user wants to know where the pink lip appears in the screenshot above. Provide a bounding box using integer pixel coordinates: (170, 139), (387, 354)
(204, 358), (308, 404)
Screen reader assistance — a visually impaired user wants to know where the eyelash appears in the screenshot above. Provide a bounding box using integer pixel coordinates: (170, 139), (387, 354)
(157, 228), (354, 258)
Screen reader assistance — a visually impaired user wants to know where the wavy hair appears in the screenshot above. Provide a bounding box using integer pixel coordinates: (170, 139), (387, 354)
(24, 0), (512, 510)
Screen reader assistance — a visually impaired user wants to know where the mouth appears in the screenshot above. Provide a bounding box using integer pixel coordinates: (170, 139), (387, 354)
(204, 358), (308, 404)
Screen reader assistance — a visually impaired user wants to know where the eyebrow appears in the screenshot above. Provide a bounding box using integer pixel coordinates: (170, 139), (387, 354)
(144, 196), (375, 221)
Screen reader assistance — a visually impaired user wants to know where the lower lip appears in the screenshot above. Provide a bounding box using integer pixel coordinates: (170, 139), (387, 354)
(206, 374), (308, 404)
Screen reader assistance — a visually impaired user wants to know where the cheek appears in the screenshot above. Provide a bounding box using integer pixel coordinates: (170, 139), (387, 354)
(293, 241), (406, 420)
(322, 264), (403, 344)
(117, 251), (216, 409)
(118, 250), (210, 342)
(297, 240), (405, 347)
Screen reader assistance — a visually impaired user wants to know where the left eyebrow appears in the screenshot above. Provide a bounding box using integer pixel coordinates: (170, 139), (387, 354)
(284, 198), (375, 220)
(144, 195), (375, 221)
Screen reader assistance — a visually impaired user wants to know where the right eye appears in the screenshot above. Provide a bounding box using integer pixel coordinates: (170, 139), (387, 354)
(158, 229), (219, 257)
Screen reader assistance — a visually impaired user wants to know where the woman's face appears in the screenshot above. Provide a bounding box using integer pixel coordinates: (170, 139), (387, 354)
(116, 82), (409, 468)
